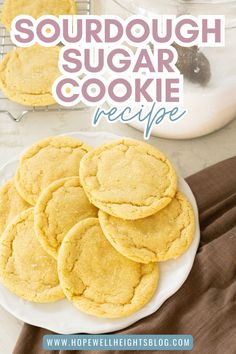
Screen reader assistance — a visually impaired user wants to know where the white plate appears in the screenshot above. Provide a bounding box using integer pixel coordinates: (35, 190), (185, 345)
(0, 131), (200, 334)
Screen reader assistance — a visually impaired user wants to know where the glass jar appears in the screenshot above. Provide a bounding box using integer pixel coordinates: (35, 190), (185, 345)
(97, 0), (236, 139)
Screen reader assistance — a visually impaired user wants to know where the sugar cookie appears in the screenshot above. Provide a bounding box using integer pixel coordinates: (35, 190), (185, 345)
(35, 177), (97, 259)
(0, 209), (64, 302)
(0, 45), (60, 106)
(15, 136), (91, 205)
(1, 0), (77, 31)
(0, 179), (30, 235)
(99, 192), (195, 263)
(58, 218), (159, 318)
(80, 139), (177, 220)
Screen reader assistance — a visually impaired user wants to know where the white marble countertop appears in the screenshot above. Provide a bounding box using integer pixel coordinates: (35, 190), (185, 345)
(0, 108), (235, 354)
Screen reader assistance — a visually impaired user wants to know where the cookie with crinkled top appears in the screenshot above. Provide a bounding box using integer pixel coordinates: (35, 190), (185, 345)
(80, 139), (177, 220)
(0, 209), (64, 302)
(1, 0), (77, 31)
(58, 218), (159, 318)
(0, 179), (30, 235)
(35, 177), (98, 259)
(99, 192), (195, 264)
(15, 136), (91, 205)
(0, 45), (60, 106)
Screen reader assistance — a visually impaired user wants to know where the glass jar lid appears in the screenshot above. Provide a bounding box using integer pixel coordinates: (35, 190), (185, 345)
(114, 0), (236, 27)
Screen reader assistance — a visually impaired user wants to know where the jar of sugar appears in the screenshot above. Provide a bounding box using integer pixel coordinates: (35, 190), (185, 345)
(98, 0), (236, 139)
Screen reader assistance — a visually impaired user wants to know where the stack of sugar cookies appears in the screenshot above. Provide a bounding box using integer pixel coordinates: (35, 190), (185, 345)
(0, 0), (78, 106)
(0, 136), (195, 318)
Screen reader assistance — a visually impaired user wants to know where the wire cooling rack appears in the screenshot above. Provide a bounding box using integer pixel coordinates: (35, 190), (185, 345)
(0, 0), (91, 122)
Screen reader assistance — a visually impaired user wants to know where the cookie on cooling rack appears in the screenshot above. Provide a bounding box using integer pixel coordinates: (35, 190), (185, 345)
(0, 45), (61, 106)
(1, 0), (77, 31)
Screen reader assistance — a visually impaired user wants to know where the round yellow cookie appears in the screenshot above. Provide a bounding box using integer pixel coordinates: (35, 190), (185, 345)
(58, 218), (159, 318)
(1, 0), (77, 31)
(80, 139), (177, 220)
(15, 136), (91, 205)
(99, 192), (195, 263)
(0, 179), (30, 235)
(0, 45), (60, 106)
(0, 209), (64, 302)
(35, 177), (98, 259)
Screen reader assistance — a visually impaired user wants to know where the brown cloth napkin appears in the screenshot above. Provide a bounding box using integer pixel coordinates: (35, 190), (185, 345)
(13, 157), (236, 354)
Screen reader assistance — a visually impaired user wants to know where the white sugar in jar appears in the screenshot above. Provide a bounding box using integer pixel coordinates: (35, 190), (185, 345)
(96, 0), (236, 139)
